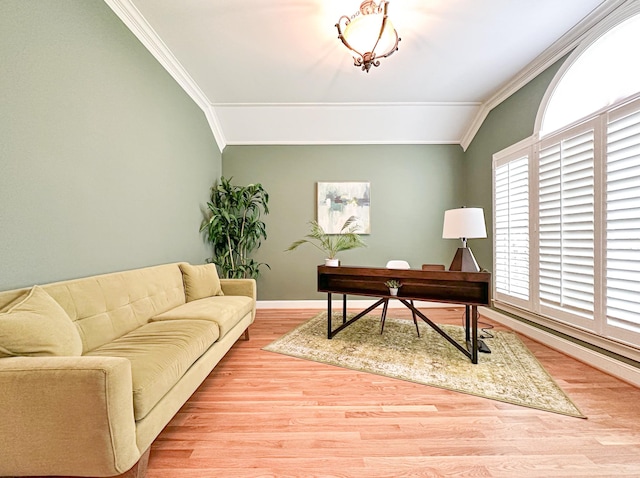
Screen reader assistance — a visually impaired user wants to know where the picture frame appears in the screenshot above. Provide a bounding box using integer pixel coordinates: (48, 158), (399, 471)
(317, 181), (370, 234)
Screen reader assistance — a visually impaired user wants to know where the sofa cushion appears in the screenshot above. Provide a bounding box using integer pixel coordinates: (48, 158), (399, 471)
(0, 286), (83, 358)
(179, 263), (223, 302)
(151, 295), (253, 339)
(86, 319), (220, 420)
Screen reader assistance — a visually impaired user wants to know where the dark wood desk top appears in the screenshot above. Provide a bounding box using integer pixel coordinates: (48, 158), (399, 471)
(317, 265), (491, 306)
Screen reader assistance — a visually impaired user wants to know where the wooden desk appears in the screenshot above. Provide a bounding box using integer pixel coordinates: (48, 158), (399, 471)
(317, 265), (491, 364)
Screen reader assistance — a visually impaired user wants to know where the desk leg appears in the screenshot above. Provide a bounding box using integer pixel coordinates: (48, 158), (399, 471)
(380, 298), (389, 334)
(471, 305), (478, 364)
(402, 300), (470, 359)
(464, 305), (487, 363)
(329, 298), (386, 339)
(327, 293), (332, 339)
(343, 294), (347, 324)
(463, 305), (479, 364)
(464, 305), (471, 342)
(410, 300), (420, 337)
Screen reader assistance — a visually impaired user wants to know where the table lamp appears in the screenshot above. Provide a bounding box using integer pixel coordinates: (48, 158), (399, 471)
(442, 207), (487, 272)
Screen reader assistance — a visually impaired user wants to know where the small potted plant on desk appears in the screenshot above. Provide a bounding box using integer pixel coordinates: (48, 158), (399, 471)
(285, 216), (366, 266)
(385, 280), (402, 296)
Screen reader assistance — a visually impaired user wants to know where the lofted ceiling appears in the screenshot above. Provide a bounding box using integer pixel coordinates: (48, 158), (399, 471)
(105, 0), (617, 152)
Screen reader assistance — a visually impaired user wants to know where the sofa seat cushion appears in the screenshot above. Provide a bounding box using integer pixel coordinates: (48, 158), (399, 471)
(151, 295), (253, 339)
(86, 319), (220, 420)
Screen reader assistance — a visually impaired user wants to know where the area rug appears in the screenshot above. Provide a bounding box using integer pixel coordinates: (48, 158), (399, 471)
(263, 312), (585, 418)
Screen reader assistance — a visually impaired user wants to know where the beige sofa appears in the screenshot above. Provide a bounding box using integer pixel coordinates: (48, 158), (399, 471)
(0, 262), (256, 478)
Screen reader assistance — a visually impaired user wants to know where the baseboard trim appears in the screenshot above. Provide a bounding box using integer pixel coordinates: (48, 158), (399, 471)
(481, 307), (640, 388)
(257, 300), (457, 310)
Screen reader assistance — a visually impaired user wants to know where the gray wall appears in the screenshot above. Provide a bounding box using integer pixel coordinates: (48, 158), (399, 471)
(0, 1), (221, 290)
(222, 145), (465, 300)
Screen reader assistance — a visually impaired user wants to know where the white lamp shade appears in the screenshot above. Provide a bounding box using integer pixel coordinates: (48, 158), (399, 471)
(442, 208), (487, 239)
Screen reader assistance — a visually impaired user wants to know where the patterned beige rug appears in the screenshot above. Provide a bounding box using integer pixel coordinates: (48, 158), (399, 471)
(264, 312), (585, 418)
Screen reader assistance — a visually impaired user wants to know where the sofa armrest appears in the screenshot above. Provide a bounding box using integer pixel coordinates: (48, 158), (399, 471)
(0, 356), (141, 477)
(220, 278), (257, 321)
(220, 278), (256, 299)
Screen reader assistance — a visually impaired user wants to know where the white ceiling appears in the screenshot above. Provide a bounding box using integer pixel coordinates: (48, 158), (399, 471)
(106, 0), (617, 151)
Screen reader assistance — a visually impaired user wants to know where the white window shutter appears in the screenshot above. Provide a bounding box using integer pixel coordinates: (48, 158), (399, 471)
(495, 156), (529, 301)
(539, 129), (595, 319)
(607, 108), (640, 334)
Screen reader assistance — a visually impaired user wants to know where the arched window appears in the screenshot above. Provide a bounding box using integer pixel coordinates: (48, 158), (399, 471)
(539, 11), (640, 136)
(493, 6), (640, 358)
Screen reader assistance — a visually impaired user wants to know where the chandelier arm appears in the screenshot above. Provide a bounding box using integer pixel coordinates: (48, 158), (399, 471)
(376, 28), (400, 60)
(375, 2), (399, 59)
(370, 15), (386, 55)
(335, 16), (365, 61)
(370, 1), (389, 55)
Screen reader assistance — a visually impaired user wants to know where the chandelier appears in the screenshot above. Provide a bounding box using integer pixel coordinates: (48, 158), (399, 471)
(335, 1), (400, 73)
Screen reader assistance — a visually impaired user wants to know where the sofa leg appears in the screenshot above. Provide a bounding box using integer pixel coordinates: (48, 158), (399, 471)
(243, 328), (250, 340)
(116, 447), (150, 478)
(0, 449), (152, 478)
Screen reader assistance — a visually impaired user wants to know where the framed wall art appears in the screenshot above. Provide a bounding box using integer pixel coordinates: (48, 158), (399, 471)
(317, 181), (370, 234)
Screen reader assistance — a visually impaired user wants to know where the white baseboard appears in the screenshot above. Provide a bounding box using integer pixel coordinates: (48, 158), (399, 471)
(256, 300), (458, 310)
(481, 307), (640, 388)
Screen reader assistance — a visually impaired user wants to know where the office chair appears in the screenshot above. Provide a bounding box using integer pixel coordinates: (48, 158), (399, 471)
(380, 260), (420, 336)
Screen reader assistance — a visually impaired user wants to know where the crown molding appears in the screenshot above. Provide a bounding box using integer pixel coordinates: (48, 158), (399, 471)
(104, 0), (227, 152)
(106, 0), (628, 153)
(224, 140), (461, 146)
(211, 101), (481, 108)
(460, 0), (629, 151)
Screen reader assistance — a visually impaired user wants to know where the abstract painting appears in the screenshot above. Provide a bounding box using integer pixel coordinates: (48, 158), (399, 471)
(317, 182), (370, 234)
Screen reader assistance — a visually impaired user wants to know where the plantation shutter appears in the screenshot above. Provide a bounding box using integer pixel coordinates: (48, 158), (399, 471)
(606, 107), (640, 334)
(495, 156), (529, 301)
(539, 128), (595, 320)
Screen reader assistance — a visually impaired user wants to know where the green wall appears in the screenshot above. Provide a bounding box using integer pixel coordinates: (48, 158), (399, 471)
(0, 1), (221, 290)
(222, 145), (465, 300)
(222, 60), (568, 301)
(0, 0), (569, 300)
(463, 57), (568, 271)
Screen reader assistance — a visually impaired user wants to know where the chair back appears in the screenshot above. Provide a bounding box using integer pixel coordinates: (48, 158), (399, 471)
(385, 260), (411, 270)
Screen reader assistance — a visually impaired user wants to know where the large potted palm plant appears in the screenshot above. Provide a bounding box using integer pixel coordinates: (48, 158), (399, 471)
(200, 177), (269, 278)
(286, 216), (366, 266)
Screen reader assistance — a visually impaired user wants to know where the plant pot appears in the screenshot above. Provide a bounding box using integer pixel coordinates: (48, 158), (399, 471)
(325, 258), (340, 267)
(389, 287), (398, 296)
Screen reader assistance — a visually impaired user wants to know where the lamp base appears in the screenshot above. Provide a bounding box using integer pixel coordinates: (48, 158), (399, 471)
(448, 247), (480, 272)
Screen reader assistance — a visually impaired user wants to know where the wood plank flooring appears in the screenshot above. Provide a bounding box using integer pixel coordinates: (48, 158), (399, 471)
(147, 307), (640, 477)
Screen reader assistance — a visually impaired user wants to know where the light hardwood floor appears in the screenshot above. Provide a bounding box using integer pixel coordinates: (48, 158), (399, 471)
(147, 307), (640, 478)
